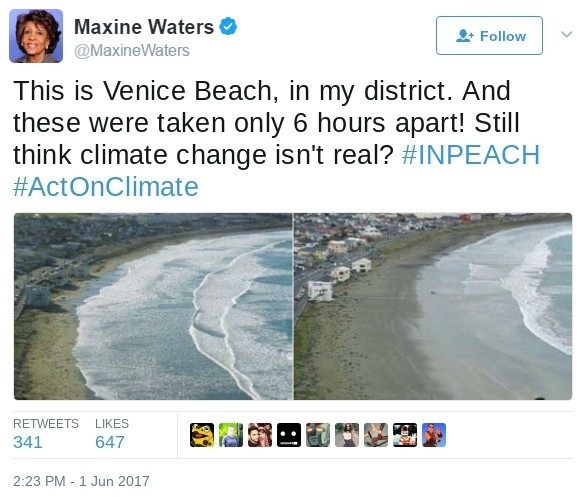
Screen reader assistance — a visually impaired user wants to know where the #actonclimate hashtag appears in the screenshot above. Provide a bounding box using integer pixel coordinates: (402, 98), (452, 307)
(14, 177), (28, 196)
(402, 145), (417, 164)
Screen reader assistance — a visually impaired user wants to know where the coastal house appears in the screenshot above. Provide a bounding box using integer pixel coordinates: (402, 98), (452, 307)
(293, 242), (305, 254)
(360, 226), (383, 238)
(346, 237), (367, 248)
(294, 255), (310, 271)
(25, 284), (51, 307)
(352, 258), (372, 273)
(307, 281), (333, 302)
(331, 266), (351, 282)
(355, 213), (377, 222)
(460, 213), (483, 222)
(328, 240), (348, 254)
(305, 230), (326, 242)
(298, 245), (330, 261)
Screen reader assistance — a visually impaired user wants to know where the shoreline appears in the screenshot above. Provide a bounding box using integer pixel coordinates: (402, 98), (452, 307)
(415, 222), (571, 400)
(294, 219), (570, 400)
(14, 224), (290, 400)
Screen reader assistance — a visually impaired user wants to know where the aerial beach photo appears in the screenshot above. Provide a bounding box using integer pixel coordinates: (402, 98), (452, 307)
(14, 213), (293, 400)
(294, 213), (572, 400)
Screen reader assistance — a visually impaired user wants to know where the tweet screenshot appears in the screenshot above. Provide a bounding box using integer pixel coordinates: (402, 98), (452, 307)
(2, 0), (582, 494)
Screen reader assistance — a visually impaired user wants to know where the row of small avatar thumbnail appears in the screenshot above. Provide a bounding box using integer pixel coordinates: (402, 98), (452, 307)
(190, 422), (446, 448)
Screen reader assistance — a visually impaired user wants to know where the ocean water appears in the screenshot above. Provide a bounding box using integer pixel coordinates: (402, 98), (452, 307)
(74, 230), (293, 400)
(416, 222), (572, 399)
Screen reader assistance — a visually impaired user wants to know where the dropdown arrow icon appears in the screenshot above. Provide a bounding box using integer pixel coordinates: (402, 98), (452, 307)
(561, 31), (573, 38)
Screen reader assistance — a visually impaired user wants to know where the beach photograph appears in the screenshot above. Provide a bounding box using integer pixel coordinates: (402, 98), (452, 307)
(14, 213), (293, 400)
(294, 213), (572, 400)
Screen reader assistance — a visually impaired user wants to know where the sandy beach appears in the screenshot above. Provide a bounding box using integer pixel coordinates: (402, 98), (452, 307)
(294, 219), (572, 400)
(14, 224), (289, 400)
(14, 238), (188, 400)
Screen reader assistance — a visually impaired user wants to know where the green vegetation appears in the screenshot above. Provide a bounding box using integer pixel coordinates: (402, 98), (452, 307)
(294, 304), (321, 399)
(381, 214), (570, 258)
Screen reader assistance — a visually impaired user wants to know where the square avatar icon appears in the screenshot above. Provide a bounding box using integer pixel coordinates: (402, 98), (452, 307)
(422, 423), (446, 447)
(364, 423), (389, 447)
(393, 423), (417, 447)
(306, 423), (330, 447)
(190, 423), (214, 447)
(335, 423), (359, 447)
(9, 10), (64, 63)
(248, 423), (272, 447)
(277, 423), (301, 447)
(219, 423), (243, 447)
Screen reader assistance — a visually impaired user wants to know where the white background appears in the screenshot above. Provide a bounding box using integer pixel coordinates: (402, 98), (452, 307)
(2, 1), (583, 495)
(436, 16), (543, 54)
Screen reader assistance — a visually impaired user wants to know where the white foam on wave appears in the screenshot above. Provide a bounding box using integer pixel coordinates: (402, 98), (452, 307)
(75, 230), (291, 400)
(224, 275), (292, 400)
(190, 234), (291, 400)
(501, 228), (572, 355)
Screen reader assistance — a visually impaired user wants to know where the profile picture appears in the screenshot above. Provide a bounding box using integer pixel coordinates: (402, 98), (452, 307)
(335, 422), (359, 447)
(364, 423), (389, 447)
(422, 423), (446, 447)
(248, 423), (272, 447)
(306, 423), (330, 447)
(393, 423), (417, 447)
(9, 9), (63, 63)
(190, 423), (214, 447)
(219, 423), (243, 447)
(277, 423), (301, 447)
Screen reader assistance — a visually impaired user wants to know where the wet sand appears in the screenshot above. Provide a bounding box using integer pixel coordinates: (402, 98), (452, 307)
(294, 223), (561, 400)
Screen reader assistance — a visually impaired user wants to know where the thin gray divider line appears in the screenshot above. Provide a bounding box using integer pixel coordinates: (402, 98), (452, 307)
(13, 457), (574, 461)
(12, 410), (574, 413)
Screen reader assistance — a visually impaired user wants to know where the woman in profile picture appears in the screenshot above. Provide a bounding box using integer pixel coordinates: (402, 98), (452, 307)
(13, 10), (61, 63)
(342, 423), (356, 447)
